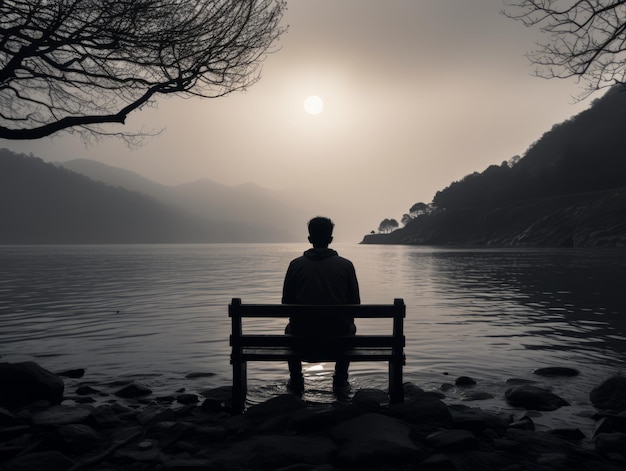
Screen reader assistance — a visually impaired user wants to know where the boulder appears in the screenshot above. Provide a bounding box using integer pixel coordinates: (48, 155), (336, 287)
(55, 369), (85, 379)
(505, 385), (569, 411)
(385, 394), (451, 425)
(351, 388), (389, 406)
(0, 362), (64, 408)
(203, 434), (336, 469)
(40, 424), (107, 454)
(590, 376), (626, 411)
(595, 432), (626, 454)
(533, 366), (579, 377)
(455, 376), (477, 386)
(31, 405), (92, 426)
(176, 393), (198, 405)
(4, 450), (74, 471)
(184, 372), (215, 379)
(426, 429), (479, 450)
(330, 413), (425, 467)
(114, 382), (152, 398)
(244, 394), (306, 425)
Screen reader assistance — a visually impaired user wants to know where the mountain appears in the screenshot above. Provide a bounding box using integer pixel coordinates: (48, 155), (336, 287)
(0, 150), (299, 244)
(363, 86), (626, 247)
(58, 159), (303, 242)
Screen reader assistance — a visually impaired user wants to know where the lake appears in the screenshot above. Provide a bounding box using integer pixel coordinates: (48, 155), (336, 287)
(1, 243), (625, 433)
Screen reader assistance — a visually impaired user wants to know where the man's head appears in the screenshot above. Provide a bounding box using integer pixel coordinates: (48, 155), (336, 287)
(307, 216), (334, 248)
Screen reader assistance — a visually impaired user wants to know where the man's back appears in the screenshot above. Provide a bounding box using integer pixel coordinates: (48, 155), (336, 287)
(282, 248), (360, 305)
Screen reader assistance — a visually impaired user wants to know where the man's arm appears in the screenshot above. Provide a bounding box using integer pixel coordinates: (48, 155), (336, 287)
(347, 262), (360, 304)
(282, 261), (296, 304)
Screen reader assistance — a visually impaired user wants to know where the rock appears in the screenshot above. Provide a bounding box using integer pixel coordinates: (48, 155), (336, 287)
(0, 362), (64, 408)
(0, 424), (30, 443)
(75, 385), (101, 395)
(449, 407), (509, 433)
(595, 432), (626, 454)
(536, 452), (569, 467)
(426, 429), (479, 450)
(0, 407), (17, 426)
(461, 390), (494, 401)
(200, 398), (223, 412)
(55, 368), (85, 379)
(417, 453), (456, 471)
(547, 428), (586, 441)
(137, 407), (176, 425)
(4, 450), (74, 471)
(533, 366), (579, 377)
(508, 415), (535, 431)
(31, 405), (93, 426)
(184, 372), (215, 379)
(114, 445), (161, 463)
(86, 405), (123, 429)
(506, 428), (574, 454)
(590, 376), (626, 411)
(114, 382), (152, 398)
(505, 378), (538, 385)
(351, 388), (389, 406)
(41, 424), (107, 454)
(330, 413), (424, 467)
(163, 458), (214, 470)
(176, 393), (198, 405)
(455, 376), (477, 386)
(73, 396), (95, 404)
(203, 435), (336, 470)
(385, 394), (451, 425)
(403, 382), (426, 398)
(244, 394), (307, 424)
(199, 385), (231, 402)
(593, 412), (626, 434)
(505, 385), (569, 411)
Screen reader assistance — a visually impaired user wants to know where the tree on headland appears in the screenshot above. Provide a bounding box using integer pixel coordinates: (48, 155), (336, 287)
(504, 0), (626, 98)
(0, 0), (286, 142)
(378, 218), (399, 234)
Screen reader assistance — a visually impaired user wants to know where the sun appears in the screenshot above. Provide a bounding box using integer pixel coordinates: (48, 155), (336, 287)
(303, 95), (324, 115)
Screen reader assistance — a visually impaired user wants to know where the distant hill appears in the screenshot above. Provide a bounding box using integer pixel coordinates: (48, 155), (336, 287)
(363, 86), (626, 247)
(0, 150), (300, 244)
(58, 158), (303, 242)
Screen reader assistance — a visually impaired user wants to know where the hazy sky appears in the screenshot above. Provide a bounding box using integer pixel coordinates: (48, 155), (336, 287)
(1, 0), (599, 242)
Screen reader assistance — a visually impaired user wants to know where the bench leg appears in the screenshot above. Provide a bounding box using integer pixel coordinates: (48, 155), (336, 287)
(389, 358), (404, 403)
(232, 358), (247, 413)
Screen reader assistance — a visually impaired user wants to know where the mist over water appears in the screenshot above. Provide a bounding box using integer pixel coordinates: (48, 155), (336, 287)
(1, 244), (625, 432)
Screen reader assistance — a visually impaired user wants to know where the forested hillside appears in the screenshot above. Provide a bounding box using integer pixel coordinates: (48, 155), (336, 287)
(0, 150), (278, 244)
(364, 86), (626, 247)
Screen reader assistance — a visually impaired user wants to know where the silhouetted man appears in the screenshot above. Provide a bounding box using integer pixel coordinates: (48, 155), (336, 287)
(282, 216), (360, 395)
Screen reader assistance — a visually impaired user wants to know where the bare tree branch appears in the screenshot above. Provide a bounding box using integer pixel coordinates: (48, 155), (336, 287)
(0, 0), (286, 140)
(503, 0), (626, 99)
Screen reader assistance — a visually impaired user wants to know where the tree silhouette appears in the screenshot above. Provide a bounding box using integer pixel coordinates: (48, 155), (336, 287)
(504, 1), (626, 98)
(378, 218), (399, 234)
(0, 0), (286, 141)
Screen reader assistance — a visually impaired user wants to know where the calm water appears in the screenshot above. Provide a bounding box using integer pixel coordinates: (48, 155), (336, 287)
(1, 244), (625, 432)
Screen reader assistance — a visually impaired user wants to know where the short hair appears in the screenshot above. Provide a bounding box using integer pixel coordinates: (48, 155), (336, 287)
(308, 216), (334, 245)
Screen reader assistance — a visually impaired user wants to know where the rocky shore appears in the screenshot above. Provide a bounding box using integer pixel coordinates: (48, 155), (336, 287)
(1, 362), (626, 471)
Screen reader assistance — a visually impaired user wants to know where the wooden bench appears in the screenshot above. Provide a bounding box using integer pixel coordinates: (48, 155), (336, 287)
(229, 297), (406, 413)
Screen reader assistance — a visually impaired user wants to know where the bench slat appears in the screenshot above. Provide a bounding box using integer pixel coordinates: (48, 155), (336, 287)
(232, 334), (404, 348)
(240, 346), (403, 362)
(229, 304), (404, 319)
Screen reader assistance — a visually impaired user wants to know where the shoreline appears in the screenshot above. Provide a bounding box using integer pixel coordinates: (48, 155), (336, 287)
(2, 363), (626, 470)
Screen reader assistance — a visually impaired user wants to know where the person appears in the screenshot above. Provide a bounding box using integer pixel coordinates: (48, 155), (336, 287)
(282, 216), (360, 395)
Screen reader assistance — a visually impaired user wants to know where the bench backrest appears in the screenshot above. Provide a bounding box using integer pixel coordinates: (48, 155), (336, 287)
(229, 298), (405, 347)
